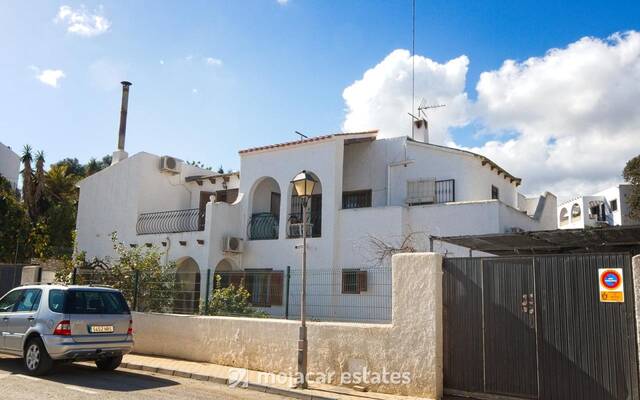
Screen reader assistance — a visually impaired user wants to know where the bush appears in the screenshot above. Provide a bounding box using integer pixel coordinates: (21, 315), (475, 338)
(202, 275), (268, 317)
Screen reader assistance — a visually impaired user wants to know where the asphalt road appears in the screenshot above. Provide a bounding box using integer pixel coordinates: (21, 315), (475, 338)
(0, 355), (291, 400)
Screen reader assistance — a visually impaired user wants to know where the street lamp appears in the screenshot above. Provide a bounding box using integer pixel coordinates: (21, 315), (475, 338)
(291, 170), (316, 389)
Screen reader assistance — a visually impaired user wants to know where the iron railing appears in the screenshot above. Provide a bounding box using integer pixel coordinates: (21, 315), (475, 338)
(342, 190), (372, 209)
(435, 179), (455, 203)
(248, 213), (279, 240)
(287, 212), (321, 238)
(136, 208), (205, 235)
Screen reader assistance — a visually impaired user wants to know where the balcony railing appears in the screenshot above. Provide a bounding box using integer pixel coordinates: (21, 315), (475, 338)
(435, 179), (455, 203)
(136, 208), (205, 235)
(288, 212), (321, 238)
(248, 213), (279, 240)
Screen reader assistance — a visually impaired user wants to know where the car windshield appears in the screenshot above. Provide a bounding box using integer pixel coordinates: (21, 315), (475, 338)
(55, 290), (130, 315)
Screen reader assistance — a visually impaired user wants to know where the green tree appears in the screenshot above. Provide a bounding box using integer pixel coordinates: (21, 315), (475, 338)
(61, 234), (177, 312)
(623, 154), (640, 219)
(0, 174), (31, 262)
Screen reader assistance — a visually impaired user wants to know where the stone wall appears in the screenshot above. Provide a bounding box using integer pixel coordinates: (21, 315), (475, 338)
(132, 252), (443, 398)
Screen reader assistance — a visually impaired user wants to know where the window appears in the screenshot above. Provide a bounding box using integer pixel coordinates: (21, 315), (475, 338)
(0, 290), (22, 313)
(559, 208), (569, 225)
(611, 199), (618, 212)
(407, 179), (436, 205)
(62, 290), (130, 314)
(14, 289), (42, 312)
(215, 189), (239, 204)
(571, 203), (581, 218)
(49, 289), (66, 313)
(491, 185), (499, 200)
(342, 270), (368, 294)
(342, 190), (372, 209)
(217, 270), (283, 307)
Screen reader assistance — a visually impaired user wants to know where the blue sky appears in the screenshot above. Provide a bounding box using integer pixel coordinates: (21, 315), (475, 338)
(2, 1), (639, 195)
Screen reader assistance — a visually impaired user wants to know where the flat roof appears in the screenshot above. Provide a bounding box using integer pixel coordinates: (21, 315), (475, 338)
(432, 225), (640, 256)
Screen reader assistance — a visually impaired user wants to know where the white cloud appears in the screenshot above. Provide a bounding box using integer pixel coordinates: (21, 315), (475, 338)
(342, 49), (470, 144)
(277, 0), (289, 5)
(55, 5), (111, 37)
(192, 88), (198, 94)
(341, 32), (640, 198)
(469, 31), (640, 197)
(159, 60), (165, 65)
(205, 57), (223, 66)
(29, 66), (65, 88)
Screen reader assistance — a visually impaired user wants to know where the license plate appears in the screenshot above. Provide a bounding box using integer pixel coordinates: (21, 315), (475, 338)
(89, 325), (114, 333)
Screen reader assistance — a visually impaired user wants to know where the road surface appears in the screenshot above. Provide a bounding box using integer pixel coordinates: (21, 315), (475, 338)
(0, 355), (291, 399)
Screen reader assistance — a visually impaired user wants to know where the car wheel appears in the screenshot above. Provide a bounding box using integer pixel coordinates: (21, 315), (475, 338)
(24, 337), (53, 376)
(95, 355), (123, 371)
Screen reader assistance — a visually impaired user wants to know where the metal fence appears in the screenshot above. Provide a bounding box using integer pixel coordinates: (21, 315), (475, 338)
(247, 213), (279, 240)
(70, 266), (392, 323)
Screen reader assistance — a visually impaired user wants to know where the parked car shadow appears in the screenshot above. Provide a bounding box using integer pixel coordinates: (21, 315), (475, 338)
(0, 356), (179, 392)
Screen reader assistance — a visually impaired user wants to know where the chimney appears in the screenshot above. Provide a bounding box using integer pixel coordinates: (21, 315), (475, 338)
(112, 81), (132, 165)
(413, 118), (429, 143)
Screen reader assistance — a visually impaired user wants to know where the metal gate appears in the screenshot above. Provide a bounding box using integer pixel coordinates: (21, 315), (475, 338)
(443, 254), (639, 400)
(0, 264), (25, 297)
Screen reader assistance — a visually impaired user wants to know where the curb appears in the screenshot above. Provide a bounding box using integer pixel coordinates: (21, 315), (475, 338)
(121, 362), (339, 400)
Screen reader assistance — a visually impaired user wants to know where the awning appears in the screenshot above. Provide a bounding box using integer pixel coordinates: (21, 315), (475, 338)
(432, 225), (640, 256)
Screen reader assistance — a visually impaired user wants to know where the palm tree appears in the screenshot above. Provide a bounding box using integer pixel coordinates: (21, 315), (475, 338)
(20, 145), (35, 220)
(34, 150), (46, 212)
(85, 158), (101, 176)
(45, 164), (79, 203)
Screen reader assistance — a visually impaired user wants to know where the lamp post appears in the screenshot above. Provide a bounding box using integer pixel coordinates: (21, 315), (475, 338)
(291, 170), (316, 389)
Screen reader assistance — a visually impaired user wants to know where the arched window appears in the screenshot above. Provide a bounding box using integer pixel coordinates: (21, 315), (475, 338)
(571, 203), (581, 220)
(248, 177), (281, 240)
(287, 171), (322, 238)
(559, 208), (569, 225)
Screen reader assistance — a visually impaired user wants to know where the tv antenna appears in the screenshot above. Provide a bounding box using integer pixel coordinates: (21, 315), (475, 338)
(418, 100), (446, 120)
(295, 131), (308, 140)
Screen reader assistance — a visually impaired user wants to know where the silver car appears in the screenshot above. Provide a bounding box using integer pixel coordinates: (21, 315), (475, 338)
(0, 284), (134, 375)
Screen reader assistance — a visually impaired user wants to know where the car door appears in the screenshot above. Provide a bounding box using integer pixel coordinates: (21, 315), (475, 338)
(5, 289), (42, 352)
(0, 290), (23, 350)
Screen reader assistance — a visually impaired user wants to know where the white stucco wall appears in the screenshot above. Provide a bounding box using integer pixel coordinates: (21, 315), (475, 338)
(132, 252), (443, 398)
(0, 142), (20, 189)
(342, 137), (521, 208)
(76, 151), (238, 265)
(558, 185), (639, 229)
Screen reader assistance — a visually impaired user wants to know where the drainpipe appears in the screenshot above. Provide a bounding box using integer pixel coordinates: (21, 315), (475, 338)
(387, 159), (414, 206)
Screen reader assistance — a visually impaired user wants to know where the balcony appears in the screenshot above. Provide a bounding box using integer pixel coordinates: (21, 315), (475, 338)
(288, 211), (321, 238)
(248, 213), (279, 240)
(136, 208), (205, 235)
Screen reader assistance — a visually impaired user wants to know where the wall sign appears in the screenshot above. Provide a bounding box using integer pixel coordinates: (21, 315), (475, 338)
(599, 268), (624, 303)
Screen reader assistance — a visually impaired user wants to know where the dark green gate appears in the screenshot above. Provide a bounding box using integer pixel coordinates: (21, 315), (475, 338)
(443, 254), (639, 400)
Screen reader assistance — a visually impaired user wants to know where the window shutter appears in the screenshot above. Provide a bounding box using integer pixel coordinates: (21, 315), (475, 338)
(229, 272), (245, 288)
(357, 270), (368, 293)
(270, 271), (284, 306)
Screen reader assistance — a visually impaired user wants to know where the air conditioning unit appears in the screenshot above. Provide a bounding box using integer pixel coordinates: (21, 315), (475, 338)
(160, 156), (181, 174)
(223, 236), (244, 253)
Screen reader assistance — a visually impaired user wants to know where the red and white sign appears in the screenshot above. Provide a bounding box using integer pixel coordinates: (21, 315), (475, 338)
(599, 268), (624, 303)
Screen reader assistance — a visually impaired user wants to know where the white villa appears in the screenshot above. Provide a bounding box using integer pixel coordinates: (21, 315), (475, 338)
(76, 119), (557, 319)
(0, 142), (20, 189)
(557, 184), (639, 229)
(75, 81), (558, 319)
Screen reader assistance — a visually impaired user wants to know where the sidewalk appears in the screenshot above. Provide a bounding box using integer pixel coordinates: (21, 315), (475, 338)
(121, 354), (431, 400)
